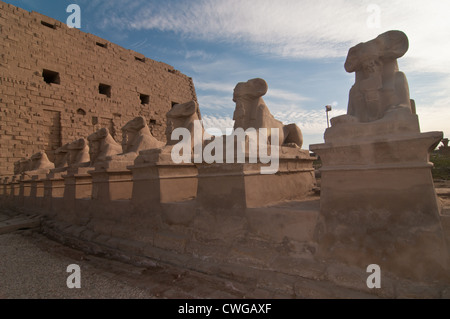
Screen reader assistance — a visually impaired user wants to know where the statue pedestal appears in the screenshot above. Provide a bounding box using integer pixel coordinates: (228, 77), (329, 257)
(89, 168), (133, 202)
(130, 147), (198, 207)
(45, 170), (66, 198)
(9, 176), (20, 204)
(0, 177), (7, 198)
(196, 148), (316, 209)
(63, 167), (93, 204)
(43, 170), (66, 212)
(89, 155), (138, 202)
(310, 112), (449, 281)
(18, 175), (32, 207)
(57, 167), (93, 224)
(24, 173), (47, 210)
(0, 177), (11, 207)
(0, 177), (11, 204)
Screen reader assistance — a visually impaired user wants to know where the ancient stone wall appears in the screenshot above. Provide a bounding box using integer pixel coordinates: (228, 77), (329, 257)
(0, 1), (197, 175)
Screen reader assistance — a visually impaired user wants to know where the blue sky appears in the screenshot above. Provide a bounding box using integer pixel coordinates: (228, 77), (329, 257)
(5, 0), (450, 148)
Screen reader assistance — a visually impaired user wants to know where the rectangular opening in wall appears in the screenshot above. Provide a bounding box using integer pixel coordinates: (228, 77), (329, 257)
(149, 119), (157, 125)
(139, 93), (150, 105)
(135, 56), (146, 63)
(41, 21), (56, 29)
(96, 42), (107, 48)
(99, 83), (111, 98)
(42, 69), (60, 85)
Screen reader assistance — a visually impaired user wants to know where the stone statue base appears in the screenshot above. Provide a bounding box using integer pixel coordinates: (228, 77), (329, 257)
(23, 174), (47, 210)
(0, 177), (7, 198)
(63, 167), (93, 204)
(0, 175), (20, 209)
(196, 147), (316, 209)
(310, 114), (449, 282)
(43, 170), (67, 213)
(10, 175), (21, 198)
(17, 175), (31, 208)
(130, 147), (198, 207)
(52, 167), (93, 225)
(89, 168), (134, 202)
(88, 154), (139, 202)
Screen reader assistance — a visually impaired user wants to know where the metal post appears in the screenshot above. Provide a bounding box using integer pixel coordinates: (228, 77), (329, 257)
(325, 105), (332, 128)
(326, 111), (330, 128)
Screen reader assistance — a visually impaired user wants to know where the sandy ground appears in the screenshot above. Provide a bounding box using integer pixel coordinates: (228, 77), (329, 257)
(0, 228), (261, 299)
(1, 182), (448, 299)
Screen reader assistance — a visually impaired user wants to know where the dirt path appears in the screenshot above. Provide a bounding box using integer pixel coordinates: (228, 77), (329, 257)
(2, 182), (449, 299)
(0, 228), (263, 299)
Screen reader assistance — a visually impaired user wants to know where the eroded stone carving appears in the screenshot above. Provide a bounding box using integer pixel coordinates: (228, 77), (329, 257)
(67, 138), (90, 167)
(121, 116), (164, 154)
(135, 101), (209, 166)
(233, 78), (303, 148)
(13, 152), (55, 175)
(54, 144), (70, 169)
(166, 100), (209, 148)
(14, 158), (31, 175)
(27, 151), (55, 172)
(310, 30), (449, 282)
(13, 160), (21, 175)
(345, 30), (412, 123)
(101, 116), (164, 166)
(87, 128), (122, 165)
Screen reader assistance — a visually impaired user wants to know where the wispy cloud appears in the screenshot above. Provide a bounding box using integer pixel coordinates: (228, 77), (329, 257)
(102, 0), (450, 73)
(196, 81), (311, 102)
(130, 38), (148, 50)
(184, 50), (214, 60)
(197, 94), (233, 112)
(83, 0), (450, 141)
(267, 89), (311, 103)
(199, 107), (347, 147)
(202, 114), (234, 134)
(196, 81), (234, 93)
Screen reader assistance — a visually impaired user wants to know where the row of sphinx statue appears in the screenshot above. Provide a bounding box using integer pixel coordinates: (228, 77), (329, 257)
(15, 113), (175, 175)
(14, 77), (307, 175)
(13, 29), (415, 176)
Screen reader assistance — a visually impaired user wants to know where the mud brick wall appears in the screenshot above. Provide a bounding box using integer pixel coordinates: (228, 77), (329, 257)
(0, 1), (197, 174)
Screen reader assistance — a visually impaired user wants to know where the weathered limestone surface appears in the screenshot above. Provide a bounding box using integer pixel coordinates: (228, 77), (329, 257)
(53, 144), (70, 170)
(0, 1), (197, 176)
(196, 148), (316, 209)
(1, 16), (449, 296)
(121, 117), (165, 155)
(344, 30), (413, 122)
(61, 136), (93, 214)
(22, 151), (55, 175)
(310, 30), (449, 282)
(87, 128), (122, 166)
(131, 147), (198, 205)
(166, 100), (210, 149)
(195, 78), (315, 209)
(13, 150), (55, 177)
(67, 138), (90, 168)
(96, 116), (165, 170)
(89, 117), (164, 202)
(233, 78), (303, 148)
(130, 104), (206, 206)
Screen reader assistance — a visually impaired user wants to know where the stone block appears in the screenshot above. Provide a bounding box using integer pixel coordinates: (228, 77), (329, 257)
(196, 150), (316, 209)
